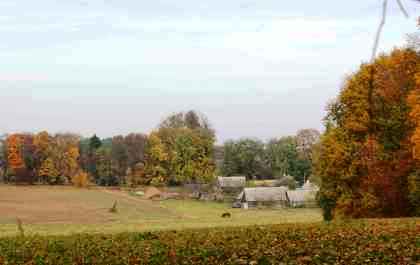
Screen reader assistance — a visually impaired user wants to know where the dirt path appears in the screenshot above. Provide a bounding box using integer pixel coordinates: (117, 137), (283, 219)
(100, 189), (149, 204)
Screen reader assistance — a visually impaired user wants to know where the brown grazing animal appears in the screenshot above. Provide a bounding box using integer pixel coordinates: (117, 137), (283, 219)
(221, 212), (231, 218)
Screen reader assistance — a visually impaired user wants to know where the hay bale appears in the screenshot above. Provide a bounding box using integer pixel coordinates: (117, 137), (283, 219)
(135, 191), (145, 196)
(144, 187), (162, 200)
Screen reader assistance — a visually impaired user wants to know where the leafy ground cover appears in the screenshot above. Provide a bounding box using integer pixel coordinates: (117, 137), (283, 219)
(0, 219), (419, 264)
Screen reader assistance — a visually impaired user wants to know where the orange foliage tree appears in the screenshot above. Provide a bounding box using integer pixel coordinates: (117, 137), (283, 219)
(6, 134), (25, 171)
(315, 47), (420, 218)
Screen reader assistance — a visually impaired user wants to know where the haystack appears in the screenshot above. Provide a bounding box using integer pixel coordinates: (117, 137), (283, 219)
(144, 187), (162, 200)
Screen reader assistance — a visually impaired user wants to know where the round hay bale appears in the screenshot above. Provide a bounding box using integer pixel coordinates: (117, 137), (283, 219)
(144, 187), (162, 200)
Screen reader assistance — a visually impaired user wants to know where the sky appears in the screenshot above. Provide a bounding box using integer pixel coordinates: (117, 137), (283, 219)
(0, 0), (419, 143)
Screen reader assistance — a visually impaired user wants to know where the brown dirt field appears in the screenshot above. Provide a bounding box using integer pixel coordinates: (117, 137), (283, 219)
(0, 185), (174, 224)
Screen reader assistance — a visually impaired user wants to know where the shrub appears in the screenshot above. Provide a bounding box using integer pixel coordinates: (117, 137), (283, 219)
(71, 171), (90, 188)
(150, 177), (165, 187)
(408, 172), (420, 216)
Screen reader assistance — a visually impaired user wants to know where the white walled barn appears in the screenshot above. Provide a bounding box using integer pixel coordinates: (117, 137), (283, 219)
(236, 187), (289, 208)
(233, 181), (319, 209)
(287, 181), (319, 207)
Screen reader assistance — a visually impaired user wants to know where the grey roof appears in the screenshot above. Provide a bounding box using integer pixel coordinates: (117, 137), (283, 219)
(237, 187), (288, 202)
(217, 176), (246, 188)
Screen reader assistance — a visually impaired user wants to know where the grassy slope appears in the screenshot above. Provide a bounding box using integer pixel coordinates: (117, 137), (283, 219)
(0, 186), (322, 236)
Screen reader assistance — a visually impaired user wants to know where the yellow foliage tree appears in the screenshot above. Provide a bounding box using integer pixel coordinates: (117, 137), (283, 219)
(38, 158), (59, 184)
(33, 131), (51, 160)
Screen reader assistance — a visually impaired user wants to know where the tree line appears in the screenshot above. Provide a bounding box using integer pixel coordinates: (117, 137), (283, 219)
(0, 110), (320, 188)
(220, 129), (320, 186)
(0, 110), (216, 187)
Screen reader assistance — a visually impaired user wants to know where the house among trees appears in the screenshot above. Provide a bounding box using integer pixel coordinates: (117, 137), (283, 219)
(235, 187), (289, 209)
(217, 176), (246, 189)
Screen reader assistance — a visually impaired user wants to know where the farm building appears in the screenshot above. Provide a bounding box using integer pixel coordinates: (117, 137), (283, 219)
(235, 187), (289, 208)
(286, 189), (317, 207)
(287, 181), (319, 207)
(234, 180), (319, 209)
(217, 176), (246, 189)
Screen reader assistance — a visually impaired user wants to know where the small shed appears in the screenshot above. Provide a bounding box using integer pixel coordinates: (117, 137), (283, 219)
(287, 181), (319, 207)
(286, 190), (315, 207)
(235, 187), (288, 208)
(217, 176), (246, 189)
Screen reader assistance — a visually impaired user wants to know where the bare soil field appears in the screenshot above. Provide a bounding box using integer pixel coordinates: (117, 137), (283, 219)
(0, 185), (173, 224)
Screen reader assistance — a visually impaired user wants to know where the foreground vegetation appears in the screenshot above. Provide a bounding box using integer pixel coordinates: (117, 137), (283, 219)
(316, 47), (420, 219)
(0, 219), (418, 265)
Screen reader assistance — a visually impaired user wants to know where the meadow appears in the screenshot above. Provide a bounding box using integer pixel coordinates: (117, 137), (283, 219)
(0, 185), (322, 237)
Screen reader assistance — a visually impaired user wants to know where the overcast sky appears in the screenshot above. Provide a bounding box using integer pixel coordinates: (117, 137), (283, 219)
(0, 0), (419, 143)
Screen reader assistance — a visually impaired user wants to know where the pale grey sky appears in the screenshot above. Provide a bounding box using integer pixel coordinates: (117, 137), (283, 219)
(0, 0), (419, 143)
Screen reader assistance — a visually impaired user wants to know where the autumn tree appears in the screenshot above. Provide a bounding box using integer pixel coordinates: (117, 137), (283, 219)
(38, 158), (59, 184)
(7, 135), (24, 170)
(159, 110), (215, 137)
(296, 129), (321, 161)
(145, 111), (216, 185)
(265, 136), (311, 184)
(96, 146), (117, 186)
(123, 133), (147, 171)
(406, 45), (420, 215)
(4, 134), (37, 183)
(315, 47), (420, 219)
(33, 131), (53, 183)
(144, 132), (169, 186)
(33, 131), (51, 162)
(126, 162), (146, 187)
(46, 133), (81, 184)
(0, 134), (6, 182)
(71, 170), (90, 188)
(110, 135), (128, 179)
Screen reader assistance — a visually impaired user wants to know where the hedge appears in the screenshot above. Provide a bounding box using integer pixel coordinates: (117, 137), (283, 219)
(0, 219), (419, 264)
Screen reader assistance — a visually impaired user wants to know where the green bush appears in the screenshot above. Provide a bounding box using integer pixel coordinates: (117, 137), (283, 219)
(408, 172), (420, 216)
(0, 220), (418, 265)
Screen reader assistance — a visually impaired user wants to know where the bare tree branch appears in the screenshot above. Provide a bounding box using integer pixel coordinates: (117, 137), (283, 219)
(396, 0), (409, 18)
(372, 0), (388, 62)
(371, 0), (411, 62)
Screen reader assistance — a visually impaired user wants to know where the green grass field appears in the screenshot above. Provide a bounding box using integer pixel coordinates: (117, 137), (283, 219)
(0, 185), (322, 237)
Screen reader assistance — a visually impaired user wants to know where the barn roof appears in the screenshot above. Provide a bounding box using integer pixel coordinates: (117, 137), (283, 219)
(217, 176), (246, 188)
(237, 187), (288, 202)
